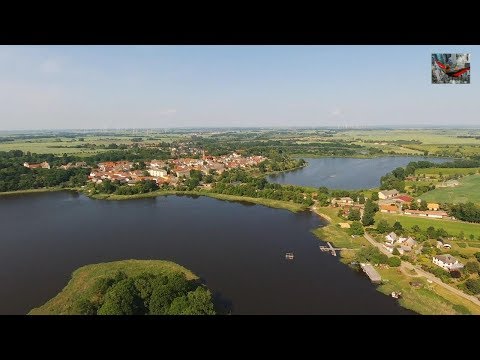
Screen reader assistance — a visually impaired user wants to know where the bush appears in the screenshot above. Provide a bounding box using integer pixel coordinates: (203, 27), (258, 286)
(450, 270), (462, 278)
(465, 278), (480, 295)
(465, 261), (480, 274)
(387, 256), (401, 267)
(349, 221), (364, 236)
(458, 242), (467, 248)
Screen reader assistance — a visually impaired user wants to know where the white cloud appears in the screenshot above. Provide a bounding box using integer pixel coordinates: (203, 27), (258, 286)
(40, 58), (62, 74)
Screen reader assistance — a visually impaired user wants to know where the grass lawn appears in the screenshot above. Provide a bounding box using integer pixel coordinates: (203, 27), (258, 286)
(29, 259), (197, 315)
(376, 212), (480, 239)
(376, 268), (480, 315)
(419, 174), (480, 205)
(311, 206), (370, 250)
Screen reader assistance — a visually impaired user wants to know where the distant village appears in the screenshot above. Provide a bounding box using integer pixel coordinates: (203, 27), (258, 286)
(89, 153), (265, 187)
(22, 152), (267, 188)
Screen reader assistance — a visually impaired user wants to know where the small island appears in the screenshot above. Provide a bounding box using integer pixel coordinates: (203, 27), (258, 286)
(29, 260), (216, 315)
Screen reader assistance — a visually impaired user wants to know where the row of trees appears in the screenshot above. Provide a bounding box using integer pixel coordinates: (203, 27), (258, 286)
(448, 202), (480, 223)
(75, 271), (216, 315)
(212, 169), (314, 206)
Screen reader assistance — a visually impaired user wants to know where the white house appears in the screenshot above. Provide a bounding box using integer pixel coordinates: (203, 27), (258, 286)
(378, 189), (399, 200)
(385, 232), (398, 245)
(148, 169), (167, 177)
(432, 254), (464, 271)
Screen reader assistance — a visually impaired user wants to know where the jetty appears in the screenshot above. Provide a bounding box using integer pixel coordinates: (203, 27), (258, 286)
(360, 263), (382, 284)
(319, 242), (352, 257)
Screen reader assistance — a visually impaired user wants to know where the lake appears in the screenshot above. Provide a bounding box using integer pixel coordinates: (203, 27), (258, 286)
(0, 192), (412, 315)
(268, 157), (450, 189)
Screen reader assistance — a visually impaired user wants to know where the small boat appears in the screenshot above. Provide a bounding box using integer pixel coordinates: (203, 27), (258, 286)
(391, 291), (402, 299)
(285, 252), (294, 260)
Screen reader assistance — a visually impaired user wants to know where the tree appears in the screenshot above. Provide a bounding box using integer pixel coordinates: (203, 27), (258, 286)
(426, 226), (437, 239)
(318, 186), (329, 194)
(387, 256), (401, 267)
(348, 208), (361, 221)
(474, 252), (480, 262)
(376, 220), (390, 234)
(392, 247), (400, 256)
(362, 199), (378, 226)
(349, 221), (364, 236)
(358, 195), (365, 204)
(317, 192), (330, 206)
(73, 298), (98, 315)
(392, 221), (403, 233)
(470, 234), (475, 240)
(371, 192), (379, 201)
(412, 225), (421, 233)
(97, 279), (143, 315)
(419, 200), (428, 211)
(465, 261), (480, 274)
(459, 231), (465, 240)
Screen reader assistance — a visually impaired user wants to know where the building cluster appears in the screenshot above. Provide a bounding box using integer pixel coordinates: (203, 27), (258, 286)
(378, 189), (449, 219)
(383, 232), (418, 255)
(88, 153), (267, 187)
(330, 196), (365, 217)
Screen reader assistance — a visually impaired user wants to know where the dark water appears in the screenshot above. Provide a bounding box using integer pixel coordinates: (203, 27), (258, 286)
(0, 191), (413, 315)
(268, 157), (450, 189)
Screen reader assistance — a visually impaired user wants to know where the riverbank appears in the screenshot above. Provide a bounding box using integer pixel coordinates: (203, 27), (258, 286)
(0, 187), (67, 197)
(311, 205), (480, 315)
(88, 189), (308, 213)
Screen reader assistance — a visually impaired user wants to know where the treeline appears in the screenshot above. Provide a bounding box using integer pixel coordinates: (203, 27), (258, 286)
(448, 202), (480, 223)
(193, 137), (372, 157)
(212, 169), (314, 206)
(93, 179), (161, 196)
(74, 271), (215, 315)
(87, 148), (171, 163)
(0, 150), (90, 192)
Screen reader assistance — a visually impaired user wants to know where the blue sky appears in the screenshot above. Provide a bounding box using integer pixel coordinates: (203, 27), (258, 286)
(0, 45), (478, 130)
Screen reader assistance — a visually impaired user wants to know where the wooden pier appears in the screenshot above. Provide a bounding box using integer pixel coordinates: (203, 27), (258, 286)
(360, 263), (382, 283)
(319, 242), (351, 257)
(319, 242), (338, 256)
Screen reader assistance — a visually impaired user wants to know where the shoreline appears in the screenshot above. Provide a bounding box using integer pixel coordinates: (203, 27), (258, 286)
(310, 206), (480, 315)
(3, 187), (480, 315)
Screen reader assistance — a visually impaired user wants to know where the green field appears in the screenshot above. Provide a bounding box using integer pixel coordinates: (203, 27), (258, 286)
(415, 168), (480, 176)
(376, 212), (480, 239)
(29, 259), (197, 315)
(420, 174), (480, 205)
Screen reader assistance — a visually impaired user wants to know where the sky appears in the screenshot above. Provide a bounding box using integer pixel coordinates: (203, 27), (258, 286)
(0, 45), (478, 130)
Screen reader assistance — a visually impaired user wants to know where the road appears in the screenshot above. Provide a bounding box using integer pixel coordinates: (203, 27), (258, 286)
(363, 232), (480, 307)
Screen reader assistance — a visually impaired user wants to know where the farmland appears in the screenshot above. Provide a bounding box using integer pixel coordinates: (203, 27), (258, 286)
(376, 212), (480, 240)
(420, 174), (480, 205)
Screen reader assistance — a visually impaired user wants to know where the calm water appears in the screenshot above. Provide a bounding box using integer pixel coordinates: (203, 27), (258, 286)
(0, 191), (413, 315)
(268, 157), (449, 189)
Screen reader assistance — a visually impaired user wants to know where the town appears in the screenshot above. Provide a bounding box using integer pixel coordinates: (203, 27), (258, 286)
(87, 153), (266, 187)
